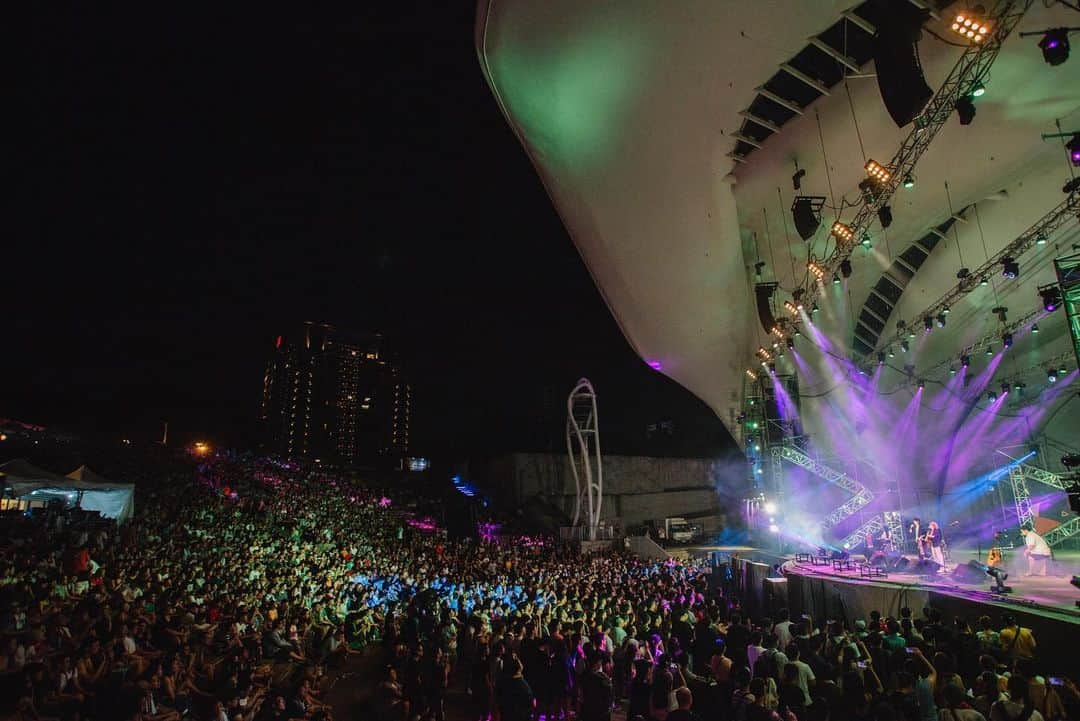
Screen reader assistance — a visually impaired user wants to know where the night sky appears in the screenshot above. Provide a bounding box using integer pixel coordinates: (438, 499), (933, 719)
(7, 5), (733, 459)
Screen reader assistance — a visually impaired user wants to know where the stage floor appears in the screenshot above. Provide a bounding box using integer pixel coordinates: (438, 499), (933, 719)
(783, 552), (1079, 622)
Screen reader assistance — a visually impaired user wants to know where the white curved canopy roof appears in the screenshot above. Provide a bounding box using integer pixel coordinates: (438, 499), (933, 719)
(477, 0), (1080, 472)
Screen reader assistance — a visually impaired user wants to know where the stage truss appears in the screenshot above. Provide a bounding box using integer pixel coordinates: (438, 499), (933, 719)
(1004, 460), (1078, 547)
(771, 444), (875, 529)
(566, 378), (603, 541)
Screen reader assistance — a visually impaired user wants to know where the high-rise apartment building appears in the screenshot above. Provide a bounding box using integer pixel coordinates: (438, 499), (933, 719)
(259, 322), (410, 464)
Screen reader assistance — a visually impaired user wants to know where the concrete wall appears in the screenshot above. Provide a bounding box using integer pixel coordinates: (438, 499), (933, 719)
(478, 452), (731, 528)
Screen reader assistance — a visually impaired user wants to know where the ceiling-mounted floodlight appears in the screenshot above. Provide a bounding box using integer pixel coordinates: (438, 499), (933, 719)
(878, 205), (894, 228)
(902, 173), (915, 189)
(831, 221), (855, 244)
(865, 159), (891, 183)
(992, 306), (1008, 323)
(1039, 284), (1062, 312)
(1038, 28), (1072, 66)
(792, 168), (806, 190)
(792, 196), (825, 241)
(951, 8), (992, 43)
(1001, 256), (1019, 279)
(840, 259), (853, 278)
(1068, 132), (1080, 167)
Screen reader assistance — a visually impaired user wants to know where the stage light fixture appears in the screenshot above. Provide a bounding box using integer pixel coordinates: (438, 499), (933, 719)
(746, 369), (758, 380)
(1039, 29), (1071, 66)
(901, 340), (910, 353)
(972, 82), (986, 98)
(888, 347), (896, 358)
(1001, 257), (1019, 279)
(988, 391), (997, 401)
(956, 96), (976, 125)
(840, 259), (853, 278)
(808, 261), (826, 280)
(961, 354), (971, 368)
(784, 300), (799, 315)
(764, 501), (778, 515)
(792, 168), (806, 190)
(1032, 323), (1039, 334)
(951, 10), (991, 43)
(861, 232), (873, 249)
(937, 312), (948, 328)
(980, 276), (990, 287)
(924, 316), (934, 332)
(984, 564), (1011, 594)
(878, 352), (886, 365)
(878, 204), (894, 228)
(957, 267), (971, 280)
(831, 221), (855, 244)
(875, 3), (933, 127)
(903, 173), (915, 189)
(792, 196), (825, 240)
(986, 345), (994, 356)
(949, 366), (957, 376)
(1068, 133), (1080, 167)
(1003, 332), (1013, 348)
(992, 306), (1009, 323)
(942, 305), (950, 315)
(1001, 381), (1010, 395)
(754, 261), (767, 277)
(1040, 285), (1062, 312)
(1059, 363), (1069, 375)
(865, 159), (891, 183)
(1036, 231), (1048, 246)
(1014, 380), (1024, 392)
(768, 363), (777, 374)
(786, 337), (795, 350)
(811, 303), (819, 315)
(917, 378), (926, 389)
(792, 288), (805, 309)
(1048, 369), (1058, 383)
(1062, 453), (1080, 469)
(833, 274), (841, 285)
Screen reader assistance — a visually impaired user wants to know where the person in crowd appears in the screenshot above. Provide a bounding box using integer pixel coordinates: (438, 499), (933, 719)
(998, 614), (1036, 662)
(990, 674), (1046, 721)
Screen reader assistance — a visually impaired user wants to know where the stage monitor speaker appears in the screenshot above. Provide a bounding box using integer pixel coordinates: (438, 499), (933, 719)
(873, 4), (933, 127)
(913, 558), (940, 576)
(888, 555), (912, 572)
(952, 560), (988, 584)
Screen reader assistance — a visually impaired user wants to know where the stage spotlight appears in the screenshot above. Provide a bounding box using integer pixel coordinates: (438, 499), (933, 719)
(875, 3), (933, 127)
(865, 159), (891, 183)
(768, 363), (777, 374)
(980, 276), (990, 287)
(1001, 381), (1010, 396)
(769, 523), (780, 533)
(792, 196), (825, 240)
(992, 306), (1009, 323)
(1060, 363), (1069, 375)
(988, 391), (997, 401)
(957, 267), (971, 280)
(861, 232), (873, 249)
(1039, 29), (1071, 66)
(1062, 453), (1080, 468)
(1048, 369), (1058, 383)
(808, 261), (826, 281)
(956, 96), (976, 125)
(951, 10), (991, 43)
(879, 204), (894, 228)
(950, 366), (957, 376)
(901, 340), (910, 353)
(1040, 285), (1062, 312)
(961, 354), (971, 368)
(792, 168), (806, 190)
(924, 316), (934, 332)
(811, 303), (819, 315)
(832, 222), (855, 244)
(878, 352), (886, 365)
(786, 337), (795, 350)
(784, 300), (799, 315)
(942, 305), (950, 315)
(985, 564), (1011, 594)
(972, 82), (986, 98)
(1036, 231), (1048, 246)
(917, 378), (926, 389)
(986, 345), (994, 356)
(833, 274), (841, 285)
(1014, 381), (1024, 392)
(1003, 332), (1013, 348)
(764, 501), (778, 515)
(903, 173), (915, 189)
(888, 347), (896, 358)
(792, 288), (805, 308)
(1032, 323), (1040, 334)
(1068, 133), (1080, 167)
(840, 259), (853, 278)
(745, 369), (758, 380)
(1001, 257), (1019, 279)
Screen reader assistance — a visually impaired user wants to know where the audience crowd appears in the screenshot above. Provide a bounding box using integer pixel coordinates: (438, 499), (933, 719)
(0, 449), (1077, 721)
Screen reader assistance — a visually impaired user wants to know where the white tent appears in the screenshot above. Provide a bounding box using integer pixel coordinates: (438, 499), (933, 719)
(0, 460), (135, 523)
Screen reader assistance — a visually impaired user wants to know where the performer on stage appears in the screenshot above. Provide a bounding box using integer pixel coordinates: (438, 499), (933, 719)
(926, 521), (946, 572)
(1019, 527), (1051, 576)
(909, 518), (925, 557)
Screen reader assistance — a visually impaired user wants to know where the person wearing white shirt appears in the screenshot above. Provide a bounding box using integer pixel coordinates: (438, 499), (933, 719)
(1019, 528), (1051, 577)
(773, 609), (794, 649)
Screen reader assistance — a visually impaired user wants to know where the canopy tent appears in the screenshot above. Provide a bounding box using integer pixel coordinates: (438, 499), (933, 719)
(1, 460), (135, 523)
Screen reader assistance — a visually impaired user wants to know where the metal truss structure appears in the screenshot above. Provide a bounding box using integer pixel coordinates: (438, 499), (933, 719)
(883, 510), (906, 549)
(1056, 252), (1080, 371)
(772, 444), (875, 528)
(1006, 461), (1079, 546)
(566, 378), (603, 541)
(819, 0), (1033, 280)
(877, 194), (1080, 355)
(839, 515), (884, 551)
